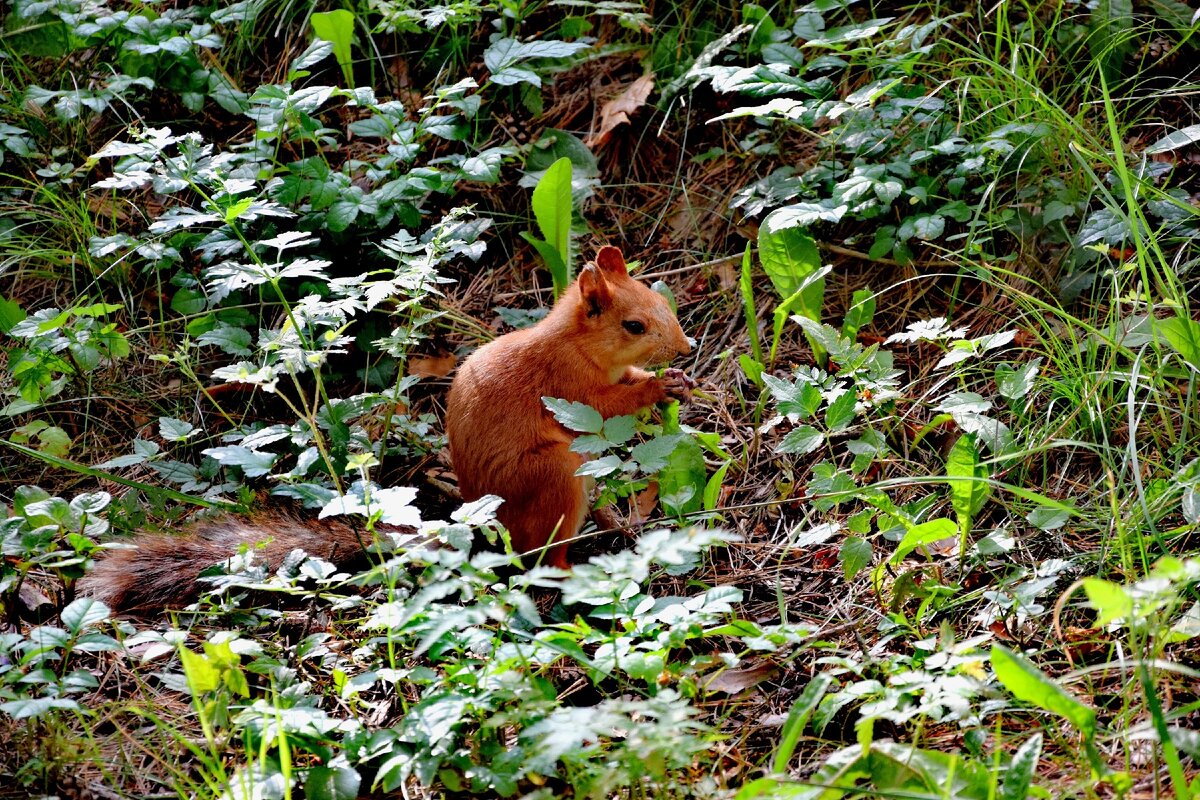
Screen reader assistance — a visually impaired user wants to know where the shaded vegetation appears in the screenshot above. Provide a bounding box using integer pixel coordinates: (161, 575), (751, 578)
(2, 0), (1200, 798)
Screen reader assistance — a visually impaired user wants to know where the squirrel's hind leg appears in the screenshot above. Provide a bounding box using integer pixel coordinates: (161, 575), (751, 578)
(498, 446), (587, 569)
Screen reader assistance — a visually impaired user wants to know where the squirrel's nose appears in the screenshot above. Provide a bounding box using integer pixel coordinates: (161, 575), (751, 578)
(677, 333), (693, 356)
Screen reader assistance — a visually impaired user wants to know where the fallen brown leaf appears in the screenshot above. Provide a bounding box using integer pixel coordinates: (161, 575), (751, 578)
(585, 73), (655, 150)
(408, 353), (457, 378)
(702, 661), (777, 696)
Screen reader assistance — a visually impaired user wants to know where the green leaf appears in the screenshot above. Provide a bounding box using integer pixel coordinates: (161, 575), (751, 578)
(531, 157), (573, 295)
(891, 518), (956, 563)
(1082, 578), (1133, 626)
(824, 389), (857, 432)
(521, 233), (570, 297)
(179, 647), (221, 694)
(1145, 124), (1200, 155)
(990, 645), (1096, 739)
(840, 536), (872, 580)
(602, 415), (637, 444)
(740, 243), (763, 364)
(659, 405), (706, 517)
(0, 296), (26, 334)
(995, 359), (1040, 401)
(61, 597), (110, 634)
(202, 445), (277, 477)
(310, 10), (356, 87)
(543, 397), (603, 434)
(630, 434), (685, 473)
(841, 287), (875, 340)
(1000, 733), (1042, 800)
(758, 225), (823, 306)
(739, 354), (764, 387)
(305, 766), (362, 800)
(576, 455), (621, 478)
(703, 461), (731, 511)
(1158, 314), (1200, 370)
(776, 425), (823, 455)
(158, 417), (196, 442)
(947, 434), (989, 532)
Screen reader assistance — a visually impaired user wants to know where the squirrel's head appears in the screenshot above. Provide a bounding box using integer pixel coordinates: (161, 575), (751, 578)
(563, 246), (691, 374)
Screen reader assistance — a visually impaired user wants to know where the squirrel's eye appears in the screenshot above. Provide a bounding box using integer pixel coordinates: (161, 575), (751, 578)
(622, 320), (646, 335)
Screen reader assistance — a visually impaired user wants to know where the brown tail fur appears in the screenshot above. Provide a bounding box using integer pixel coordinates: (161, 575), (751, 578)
(79, 513), (405, 613)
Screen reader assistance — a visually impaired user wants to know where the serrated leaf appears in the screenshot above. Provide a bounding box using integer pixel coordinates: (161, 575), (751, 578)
(824, 389), (856, 432)
(1082, 578), (1132, 626)
(575, 455), (622, 478)
(776, 425), (823, 455)
(158, 417), (196, 441)
(630, 434), (684, 473)
(840, 535), (872, 580)
(202, 445), (276, 477)
(995, 359), (1040, 401)
(543, 397), (602, 433)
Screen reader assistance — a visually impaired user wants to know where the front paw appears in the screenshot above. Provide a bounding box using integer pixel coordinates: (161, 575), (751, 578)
(661, 368), (696, 403)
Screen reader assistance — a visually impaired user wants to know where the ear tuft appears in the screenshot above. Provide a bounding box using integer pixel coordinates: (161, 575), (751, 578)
(595, 246), (629, 279)
(577, 263), (611, 317)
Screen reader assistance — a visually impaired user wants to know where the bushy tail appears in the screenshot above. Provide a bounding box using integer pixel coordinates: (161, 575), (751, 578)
(79, 512), (389, 613)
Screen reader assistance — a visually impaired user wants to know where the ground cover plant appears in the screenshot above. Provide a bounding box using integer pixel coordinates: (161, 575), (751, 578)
(1, 0), (1200, 797)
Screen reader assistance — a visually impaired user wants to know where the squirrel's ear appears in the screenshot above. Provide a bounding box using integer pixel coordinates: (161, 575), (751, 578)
(595, 246), (629, 280)
(577, 263), (612, 317)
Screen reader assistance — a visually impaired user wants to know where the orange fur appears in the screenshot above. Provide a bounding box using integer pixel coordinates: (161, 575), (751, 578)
(446, 246), (692, 568)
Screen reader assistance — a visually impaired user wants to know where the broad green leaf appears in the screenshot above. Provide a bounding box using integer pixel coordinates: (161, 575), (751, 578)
(531, 157), (573, 295)
(990, 644), (1096, 739)
(1000, 733), (1043, 800)
(179, 647), (221, 694)
(758, 224), (822, 306)
(1082, 578), (1132, 627)
(891, 518), (956, 563)
(841, 287), (875, 340)
(61, 597), (110, 634)
(840, 535), (872, 580)
(0, 296), (26, 333)
(305, 766), (361, 800)
(520, 232), (569, 296)
(776, 425), (823, 455)
(824, 389), (857, 432)
(310, 10), (356, 87)
(542, 397), (603, 434)
(1157, 314), (1200, 370)
(947, 434), (989, 528)
(658, 404), (705, 517)
(1146, 124), (1200, 155)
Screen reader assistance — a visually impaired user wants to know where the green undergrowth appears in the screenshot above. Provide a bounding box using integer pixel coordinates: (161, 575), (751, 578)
(2, 0), (1200, 798)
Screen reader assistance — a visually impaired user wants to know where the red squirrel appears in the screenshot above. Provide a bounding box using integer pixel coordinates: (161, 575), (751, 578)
(446, 245), (693, 567)
(82, 246), (692, 611)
